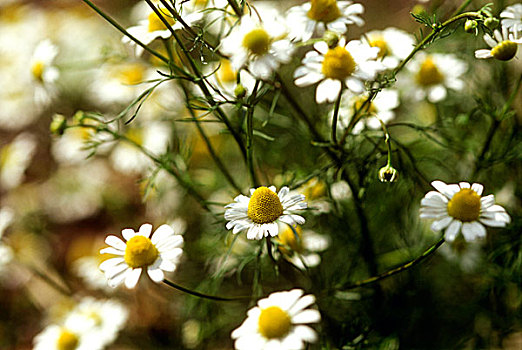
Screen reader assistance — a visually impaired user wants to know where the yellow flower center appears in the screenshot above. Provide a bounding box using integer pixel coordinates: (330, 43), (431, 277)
(353, 96), (377, 115)
(277, 226), (304, 255)
(83, 310), (103, 326)
(322, 46), (356, 80)
(0, 145), (11, 168)
(57, 329), (79, 350)
(124, 235), (159, 268)
(216, 59), (237, 84)
(242, 28), (271, 56)
(369, 37), (390, 59)
(148, 9), (175, 32)
(447, 188), (481, 222)
(307, 0), (341, 23)
(301, 178), (326, 200)
(117, 63), (145, 85)
(31, 61), (45, 82)
(125, 128), (144, 146)
(416, 57), (444, 87)
(491, 40), (518, 61)
(258, 306), (292, 339)
(247, 187), (284, 224)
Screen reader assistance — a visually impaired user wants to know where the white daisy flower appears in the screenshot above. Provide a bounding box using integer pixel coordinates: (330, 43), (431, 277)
(420, 180), (511, 242)
(33, 324), (102, 350)
(364, 27), (415, 69)
(294, 38), (384, 104)
(405, 52), (466, 103)
(225, 186), (307, 240)
(231, 289), (321, 350)
(0, 133), (37, 191)
(99, 223), (184, 289)
(73, 255), (115, 292)
(30, 39), (59, 106)
(286, 0), (364, 42)
(500, 4), (522, 33)
(204, 58), (256, 101)
(337, 88), (400, 134)
(475, 26), (522, 61)
(275, 224), (330, 270)
(220, 8), (294, 79)
(123, 3), (203, 56)
(0, 207), (14, 273)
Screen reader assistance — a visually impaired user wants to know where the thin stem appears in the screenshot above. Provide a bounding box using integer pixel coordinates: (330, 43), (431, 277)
(225, 0), (243, 18)
(162, 279), (249, 301)
(27, 265), (73, 297)
(246, 80), (261, 187)
(331, 87), (343, 145)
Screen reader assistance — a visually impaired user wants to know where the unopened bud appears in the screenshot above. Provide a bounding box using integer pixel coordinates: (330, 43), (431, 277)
(234, 84), (246, 99)
(73, 110), (86, 123)
(484, 17), (499, 30)
(50, 114), (67, 136)
(464, 19), (478, 34)
(323, 31), (340, 49)
(379, 165), (399, 183)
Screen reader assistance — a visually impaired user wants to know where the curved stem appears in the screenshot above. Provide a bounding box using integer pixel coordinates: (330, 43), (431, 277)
(246, 80), (261, 187)
(331, 87), (343, 145)
(162, 279), (249, 301)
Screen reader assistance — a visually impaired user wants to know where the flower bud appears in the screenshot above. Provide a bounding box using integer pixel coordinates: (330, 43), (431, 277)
(464, 19), (478, 35)
(73, 110), (86, 124)
(234, 84), (246, 99)
(50, 114), (67, 136)
(484, 17), (499, 30)
(379, 165), (398, 183)
(323, 31), (339, 49)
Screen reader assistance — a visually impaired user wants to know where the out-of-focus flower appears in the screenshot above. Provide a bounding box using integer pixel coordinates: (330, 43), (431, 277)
(364, 27), (415, 69)
(30, 39), (59, 106)
(294, 38), (384, 103)
(231, 289), (321, 349)
(204, 58), (256, 101)
(100, 223), (184, 289)
(475, 26), (522, 61)
(225, 186), (307, 240)
(73, 253), (117, 292)
(0, 207), (14, 272)
(420, 181), (511, 242)
(286, 0), (364, 42)
(404, 52), (466, 103)
(33, 324), (102, 350)
(500, 4), (522, 33)
(0, 133), (37, 191)
(220, 7), (294, 79)
(438, 237), (482, 273)
(275, 224), (330, 270)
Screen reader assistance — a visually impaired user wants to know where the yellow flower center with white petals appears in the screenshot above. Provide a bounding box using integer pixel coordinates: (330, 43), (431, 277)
(447, 188), (481, 222)
(118, 63), (145, 85)
(57, 329), (79, 350)
(258, 306), (292, 339)
(217, 59), (237, 84)
(247, 187), (284, 224)
(322, 46), (356, 80)
(242, 28), (271, 56)
(307, 0), (341, 23)
(353, 96), (377, 115)
(31, 61), (45, 82)
(369, 37), (390, 58)
(125, 128), (144, 146)
(124, 235), (159, 268)
(148, 10), (175, 32)
(491, 40), (518, 61)
(277, 226), (304, 255)
(416, 57), (444, 87)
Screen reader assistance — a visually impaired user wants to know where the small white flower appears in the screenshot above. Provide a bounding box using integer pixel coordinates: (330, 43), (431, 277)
(404, 52), (466, 103)
(475, 26), (522, 61)
(73, 255), (115, 292)
(225, 186), (307, 240)
(420, 181), (511, 242)
(364, 27), (415, 69)
(204, 58), (257, 101)
(100, 223), (183, 289)
(0, 133), (37, 191)
(30, 39), (60, 106)
(294, 38), (384, 103)
(0, 207), (14, 272)
(123, 3), (203, 56)
(231, 289), (321, 350)
(33, 324), (102, 350)
(500, 4), (522, 33)
(286, 0), (364, 42)
(220, 8), (294, 79)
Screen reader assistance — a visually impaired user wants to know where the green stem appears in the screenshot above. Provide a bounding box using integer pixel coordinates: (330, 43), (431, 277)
(331, 87), (343, 145)
(225, 0), (243, 18)
(246, 80), (261, 187)
(162, 279), (248, 301)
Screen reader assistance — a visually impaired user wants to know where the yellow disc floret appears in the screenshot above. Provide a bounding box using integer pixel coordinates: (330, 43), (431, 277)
(117, 63), (145, 85)
(247, 187), (284, 224)
(125, 128), (144, 146)
(369, 37), (390, 58)
(416, 57), (444, 87)
(322, 46), (356, 80)
(258, 306), (292, 339)
(57, 329), (79, 350)
(491, 41), (518, 61)
(31, 61), (44, 82)
(148, 9), (175, 32)
(447, 188), (481, 222)
(277, 225), (304, 255)
(242, 28), (271, 56)
(217, 59), (237, 84)
(307, 0), (341, 23)
(124, 235), (159, 268)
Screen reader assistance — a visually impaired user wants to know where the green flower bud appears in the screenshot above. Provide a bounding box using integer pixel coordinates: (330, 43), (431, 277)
(50, 114), (67, 136)
(379, 164), (399, 183)
(484, 17), (499, 30)
(73, 110), (86, 124)
(323, 31), (340, 49)
(464, 19), (478, 35)
(234, 84), (246, 99)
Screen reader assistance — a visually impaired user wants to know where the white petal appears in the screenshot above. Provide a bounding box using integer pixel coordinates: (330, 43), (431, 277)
(147, 267), (165, 282)
(121, 228), (135, 241)
(139, 223), (153, 237)
(151, 224), (174, 245)
(292, 309), (321, 324)
(431, 181), (459, 199)
(288, 294), (316, 315)
(105, 235), (127, 250)
(459, 182), (470, 189)
(480, 194), (495, 209)
(99, 257), (125, 271)
(316, 79), (341, 104)
(483, 34), (497, 48)
(475, 49), (492, 59)
(430, 216), (453, 231)
(293, 325), (318, 342)
(124, 268), (142, 289)
(444, 220), (462, 242)
(99, 247), (124, 256)
(471, 183), (484, 196)
(461, 221), (486, 241)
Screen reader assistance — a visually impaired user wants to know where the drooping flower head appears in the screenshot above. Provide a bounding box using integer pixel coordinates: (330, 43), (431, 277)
(420, 181), (511, 242)
(231, 289), (321, 349)
(100, 223), (183, 289)
(475, 26), (522, 61)
(225, 186), (307, 240)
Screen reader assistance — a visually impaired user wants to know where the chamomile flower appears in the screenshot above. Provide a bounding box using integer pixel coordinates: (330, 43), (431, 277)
(204, 58), (256, 101)
(0, 133), (37, 191)
(364, 27), (415, 69)
(405, 52), (466, 103)
(220, 8), (294, 79)
(123, 3), (203, 56)
(30, 39), (59, 106)
(286, 0), (364, 42)
(500, 4), (522, 33)
(33, 324), (102, 350)
(99, 223), (183, 289)
(475, 26), (522, 61)
(420, 181), (511, 242)
(294, 38), (384, 103)
(225, 186), (307, 240)
(231, 289), (321, 350)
